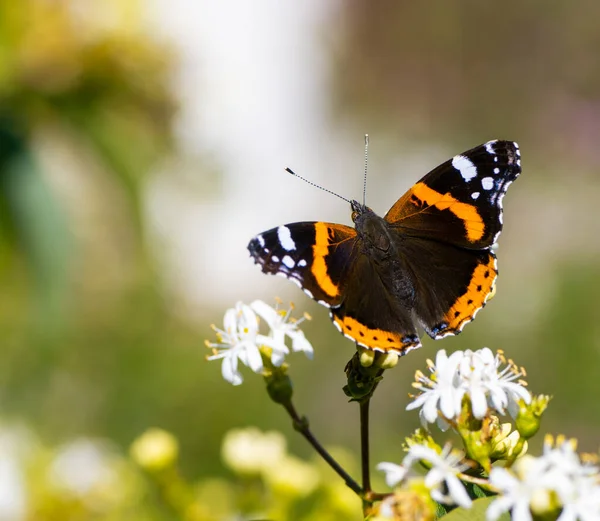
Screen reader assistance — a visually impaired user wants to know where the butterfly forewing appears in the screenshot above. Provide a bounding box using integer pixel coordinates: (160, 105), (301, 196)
(385, 140), (521, 249)
(248, 222), (357, 307)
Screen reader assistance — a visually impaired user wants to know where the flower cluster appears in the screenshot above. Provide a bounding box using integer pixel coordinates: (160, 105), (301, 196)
(373, 348), (600, 521)
(407, 348), (531, 429)
(205, 300), (312, 385)
(488, 436), (600, 521)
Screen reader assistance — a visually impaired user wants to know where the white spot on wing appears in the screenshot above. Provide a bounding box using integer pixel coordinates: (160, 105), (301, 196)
(277, 225), (296, 251)
(282, 255), (295, 269)
(452, 155), (478, 181)
(481, 177), (494, 190)
(471, 192), (480, 200)
(304, 288), (313, 299)
(271, 255), (280, 263)
(494, 167), (500, 174)
(257, 234), (265, 247)
(298, 259), (307, 268)
(485, 141), (496, 155)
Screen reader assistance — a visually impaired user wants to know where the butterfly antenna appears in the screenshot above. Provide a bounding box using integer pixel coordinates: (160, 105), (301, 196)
(285, 167), (352, 204)
(363, 134), (369, 206)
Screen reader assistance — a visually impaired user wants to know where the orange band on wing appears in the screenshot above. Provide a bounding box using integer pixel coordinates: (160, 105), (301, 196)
(410, 182), (485, 242)
(445, 255), (497, 330)
(333, 315), (418, 352)
(311, 222), (340, 298)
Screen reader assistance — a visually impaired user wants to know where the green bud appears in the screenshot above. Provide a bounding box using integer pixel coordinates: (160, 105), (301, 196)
(516, 395), (551, 440)
(358, 346), (375, 367)
(461, 428), (492, 473)
(265, 371), (293, 404)
(404, 429), (440, 453)
(344, 352), (383, 401)
(375, 351), (399, 369)
(490, 424), (528, 461)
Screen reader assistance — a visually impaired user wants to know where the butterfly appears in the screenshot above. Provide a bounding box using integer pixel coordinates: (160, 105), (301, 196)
(248, 140), (521, 355)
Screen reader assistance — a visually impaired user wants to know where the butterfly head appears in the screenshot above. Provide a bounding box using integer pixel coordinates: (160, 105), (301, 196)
(350, 200), (391, 253)
(350, 200), (371, 222)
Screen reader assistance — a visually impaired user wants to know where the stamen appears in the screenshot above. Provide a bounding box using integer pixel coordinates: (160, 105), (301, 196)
(581, 452), (599, 465)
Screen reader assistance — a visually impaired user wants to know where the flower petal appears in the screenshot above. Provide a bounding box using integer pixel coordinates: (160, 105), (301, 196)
(250, 300), (278, 328)
(446, 474), (472, 508)
(289, 331), (313, 358)
(222, 355), (243, 385)
(376, 462), (407, 487)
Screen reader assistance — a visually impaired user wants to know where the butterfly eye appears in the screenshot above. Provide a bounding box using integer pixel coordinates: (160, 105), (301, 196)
(351, 211), (358, 222)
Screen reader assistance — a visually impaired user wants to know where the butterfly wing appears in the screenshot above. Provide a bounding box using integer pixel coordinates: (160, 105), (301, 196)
(329, 252), (421, 353)
(248, 222), (357, 308)
(398, 237), (498, 338)
(249, 221), (422, 353)
(384, 140), (520, 338)
(385, 140), (521, 248)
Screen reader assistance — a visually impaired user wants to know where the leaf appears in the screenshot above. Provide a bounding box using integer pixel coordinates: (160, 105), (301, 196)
(438, 497), (509, 521)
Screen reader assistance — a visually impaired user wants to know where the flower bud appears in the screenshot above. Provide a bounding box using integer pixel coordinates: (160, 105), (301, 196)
(516, 394), (551, 439)
(265, 371), (293, 405)
(130, 428), (179, 471)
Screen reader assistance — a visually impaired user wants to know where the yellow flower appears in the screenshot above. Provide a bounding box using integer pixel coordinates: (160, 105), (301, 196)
(130, 428), (179, 471)
(262, 455), (319, 498)
(221, 427), (286, 475)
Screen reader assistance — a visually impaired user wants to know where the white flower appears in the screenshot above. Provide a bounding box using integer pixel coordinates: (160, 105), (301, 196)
(251, 299), (313, 365)
(460, 348), (531, 418)
(0, 457), (26, 521)
(407, 348), (531, 425)
(51, 439), (116, 497)
(206, 302), (263, 385)
(405, 444), (473, 509)
(377, 443), (472, 509)
(487, 458), (546, 521)
(487, 439), (600, 521)
(558, 477), (600, 521)
(542, 438), (600, 521)
(376, 462), (409, 488)
(406, 350), (465, 428)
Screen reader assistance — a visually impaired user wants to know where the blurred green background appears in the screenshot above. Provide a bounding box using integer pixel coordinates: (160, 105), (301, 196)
(1, 0), (599, 519)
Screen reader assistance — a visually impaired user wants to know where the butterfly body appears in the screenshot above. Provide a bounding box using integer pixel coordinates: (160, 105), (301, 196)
(248, 140), (521, 355)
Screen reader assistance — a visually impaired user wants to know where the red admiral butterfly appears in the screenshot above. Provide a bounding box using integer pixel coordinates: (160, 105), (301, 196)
(248, 140), (521, 355)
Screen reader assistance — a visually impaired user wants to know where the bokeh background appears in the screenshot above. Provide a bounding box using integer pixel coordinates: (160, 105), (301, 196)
(1, 0), (599, 519)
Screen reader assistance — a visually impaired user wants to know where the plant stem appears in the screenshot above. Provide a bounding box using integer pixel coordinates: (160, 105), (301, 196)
(282, 400), (362, 495)
(360, 397), (372, 517)
(360, 398), (372, 493)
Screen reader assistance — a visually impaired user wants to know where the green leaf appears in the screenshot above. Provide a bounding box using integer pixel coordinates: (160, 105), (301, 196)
(438, 497), (509, 521)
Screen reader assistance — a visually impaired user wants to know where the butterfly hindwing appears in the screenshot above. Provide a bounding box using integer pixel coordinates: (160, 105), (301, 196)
(329, 253), (421, 353)
(397, 237), (498, 339)
(385, 140), (521, 249)
(248, 222), (357, 308)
